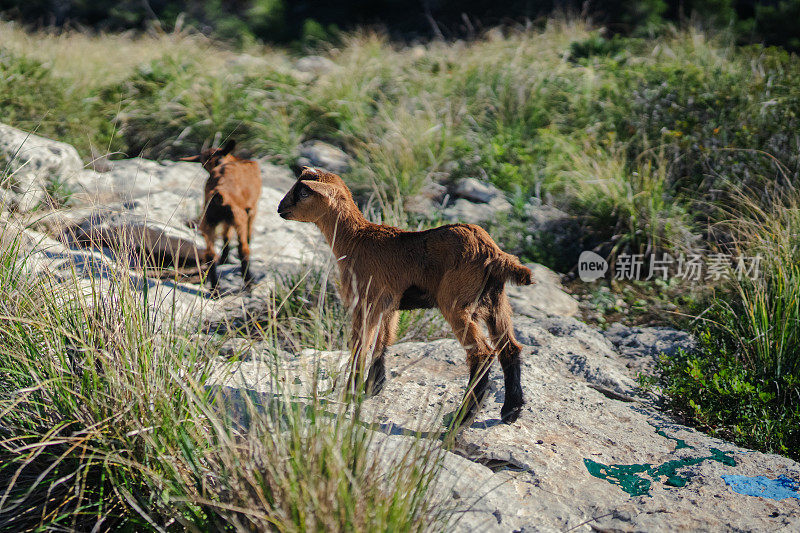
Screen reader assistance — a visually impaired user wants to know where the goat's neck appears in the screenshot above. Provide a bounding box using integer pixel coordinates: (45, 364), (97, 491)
(315, 206), (367, 258)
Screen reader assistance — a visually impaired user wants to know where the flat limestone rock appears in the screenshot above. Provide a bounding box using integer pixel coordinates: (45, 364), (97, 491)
(0, 122), (84, 211)
(209, 314), (800, 532)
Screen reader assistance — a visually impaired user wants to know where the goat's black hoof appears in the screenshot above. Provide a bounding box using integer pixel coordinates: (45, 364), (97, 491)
(364, 358), (386, 397)
(364, 375), (385, 397)
(454, 393), (489, 429)
(455, 402), (481, 430)
(500, 401), (524, 424)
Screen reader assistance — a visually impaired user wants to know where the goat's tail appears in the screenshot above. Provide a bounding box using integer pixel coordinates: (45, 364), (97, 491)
(492, 252), (534, 286)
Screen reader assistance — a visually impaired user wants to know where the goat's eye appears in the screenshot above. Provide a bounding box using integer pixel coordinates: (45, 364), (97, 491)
(298, 187), (310, 199)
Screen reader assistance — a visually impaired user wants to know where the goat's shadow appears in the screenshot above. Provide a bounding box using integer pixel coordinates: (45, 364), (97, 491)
(38, 246), (214, 300)
(207, 384), (511, 453)
(38, 240), (270, 305)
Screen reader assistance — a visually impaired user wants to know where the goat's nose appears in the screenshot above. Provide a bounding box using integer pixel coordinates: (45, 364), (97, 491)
(277, 201), (289, 218)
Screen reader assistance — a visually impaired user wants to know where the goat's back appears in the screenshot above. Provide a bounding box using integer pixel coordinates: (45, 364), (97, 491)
(205, 159), (262, 210)
(353, 222), (530, 291)
(407, 223), (503, 262)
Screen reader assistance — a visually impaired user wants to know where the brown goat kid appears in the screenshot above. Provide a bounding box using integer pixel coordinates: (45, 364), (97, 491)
(278, 168), (533, 427)
(181, 140), (262, 291)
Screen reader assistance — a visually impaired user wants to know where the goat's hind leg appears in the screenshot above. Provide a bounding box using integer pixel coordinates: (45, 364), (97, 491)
(444, 308), (495, 428)
(232, 208), (254, 289)
(487, 289), (525, 423)
(218, 223), (234, 264)
(199, 220), (220, 292)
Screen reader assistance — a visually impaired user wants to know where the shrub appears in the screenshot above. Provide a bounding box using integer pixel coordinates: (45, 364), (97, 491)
(0, 50), (122, 159)
(662, 188), (800, 460)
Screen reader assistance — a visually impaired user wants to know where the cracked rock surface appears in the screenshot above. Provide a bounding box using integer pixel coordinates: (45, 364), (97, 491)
(209, 315), (800, 532)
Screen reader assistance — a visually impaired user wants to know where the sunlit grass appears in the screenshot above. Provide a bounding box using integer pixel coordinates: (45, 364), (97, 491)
(0, 223), (451, 531)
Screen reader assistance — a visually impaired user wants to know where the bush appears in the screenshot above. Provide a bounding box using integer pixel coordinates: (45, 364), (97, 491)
(661, 188), (800, 460)
(662, 330), (800, 460)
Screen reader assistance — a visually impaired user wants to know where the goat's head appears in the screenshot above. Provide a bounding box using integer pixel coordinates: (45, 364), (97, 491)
(278, 167), (350, 222)
(179, 139), (236, 172)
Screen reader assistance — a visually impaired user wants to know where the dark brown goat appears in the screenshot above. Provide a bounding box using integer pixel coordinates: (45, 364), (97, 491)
(181, 140), (262, 291)
(278, 168), (533, 427)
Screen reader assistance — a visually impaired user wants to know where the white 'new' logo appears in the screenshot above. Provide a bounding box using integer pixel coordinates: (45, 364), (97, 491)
(578, 251), (608, 281)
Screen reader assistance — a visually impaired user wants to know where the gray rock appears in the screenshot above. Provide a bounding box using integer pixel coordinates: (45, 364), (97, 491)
(9, 224), (229, 327)
(0, 122), (84, 211)
(420, 181), (447, 201)
(444, 178), (512, 223)
(256, 158), (297, 193)
(403, 195), (440, 217)
(59, 191), (205, 269)
(603, 323), (697, 377)
(453, 177), (504, 204)
(209, 314), (800, 532)
(442, 197), (512, 224)
(370, 433), (530, 532)
(525, 200), (571, 231)
(524, 199), (584, 271)
(507, 263), (579, 318)
(404, 182), (448, 217)
(297, 140), (351, 175)
(72, 158), (204, 204)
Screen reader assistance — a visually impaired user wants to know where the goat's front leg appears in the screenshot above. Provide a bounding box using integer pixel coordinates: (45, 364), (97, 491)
(347, 306), (376, 397)
(346, 297), (393, 398)
(365, 309), (398, 397)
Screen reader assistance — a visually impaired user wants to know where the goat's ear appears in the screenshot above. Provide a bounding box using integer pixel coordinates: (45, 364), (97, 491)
(299, 166), (319, 180)
(220, 139), (236, 155)
(302, 180), (336, 199)
(179, 155), (201, 162)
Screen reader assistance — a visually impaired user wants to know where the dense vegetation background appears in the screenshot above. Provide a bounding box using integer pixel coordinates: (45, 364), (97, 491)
(1, 0), (800, 48)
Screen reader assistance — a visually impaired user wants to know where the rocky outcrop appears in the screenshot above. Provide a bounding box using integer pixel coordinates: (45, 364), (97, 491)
(0, 123), (84, 211)
(296, 140), (351, 175)
(507, 263), (579, 318)
(603, 323), (697, 377)
(443, 177), (512, 224)
(210, 315), (800, 532)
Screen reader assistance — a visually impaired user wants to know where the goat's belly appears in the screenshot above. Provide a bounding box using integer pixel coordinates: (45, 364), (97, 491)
(399, 285), (435, 310)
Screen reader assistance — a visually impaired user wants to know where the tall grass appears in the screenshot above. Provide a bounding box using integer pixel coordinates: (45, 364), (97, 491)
(661, 187), (800, 459)
(719, 188), (800, 382)
(0, 227), (450, 530)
